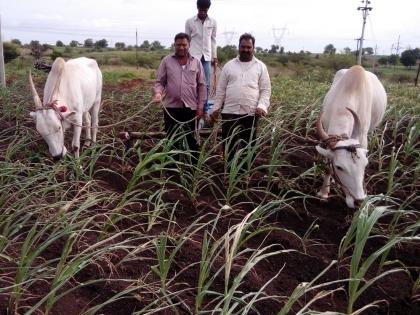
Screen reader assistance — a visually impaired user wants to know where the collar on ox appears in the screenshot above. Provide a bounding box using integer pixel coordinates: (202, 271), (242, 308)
(321, 134), (362, 160)
(35, 100), (67, 121)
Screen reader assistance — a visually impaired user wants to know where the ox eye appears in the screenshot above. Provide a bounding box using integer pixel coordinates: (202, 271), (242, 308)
(336, 165), (344, 171)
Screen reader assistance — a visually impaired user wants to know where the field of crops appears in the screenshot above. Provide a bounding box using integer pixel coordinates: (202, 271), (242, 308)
(0, 59), (419, 315)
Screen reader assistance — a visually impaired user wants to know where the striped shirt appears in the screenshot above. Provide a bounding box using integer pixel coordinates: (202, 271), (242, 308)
(154, 54), (206, 111)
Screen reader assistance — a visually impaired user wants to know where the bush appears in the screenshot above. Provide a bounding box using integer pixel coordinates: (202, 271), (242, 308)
(389, 73), (414, 83)
(64, 46), (73, 54)
(318, 54), (355, 71)
(121, 53), (160, 68)
(288, 52), (311, 64)
(3, 42), (20, 63)
(51, 49), (63, 60)
(277, 55), (289, 66)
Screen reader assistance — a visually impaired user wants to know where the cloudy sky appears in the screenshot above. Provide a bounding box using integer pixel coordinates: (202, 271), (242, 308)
(1, 0), (419, 54)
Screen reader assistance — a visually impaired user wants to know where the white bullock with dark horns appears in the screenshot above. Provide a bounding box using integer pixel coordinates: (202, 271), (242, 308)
(29, 57), (102, 160)
(316, 65), (387, 208)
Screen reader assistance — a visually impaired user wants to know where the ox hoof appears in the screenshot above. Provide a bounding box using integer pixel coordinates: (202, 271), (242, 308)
(83, 141), (92, 148)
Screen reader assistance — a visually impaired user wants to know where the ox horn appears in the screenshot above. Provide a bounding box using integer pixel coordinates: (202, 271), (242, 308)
(316, 113), (329, 141)
(29, 69), (43, 109)
(346, 107), (361, 140)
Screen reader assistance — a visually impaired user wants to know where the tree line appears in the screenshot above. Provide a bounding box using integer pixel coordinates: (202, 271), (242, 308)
(3, 38), (420, 68)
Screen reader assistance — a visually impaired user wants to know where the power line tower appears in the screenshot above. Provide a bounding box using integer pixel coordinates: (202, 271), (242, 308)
(272, 26), (287, 49)
(357, 0), (372, 65)
(0, 14), (5, 88)
(221, 29), (236, 46)
(394, 35), (401, 55)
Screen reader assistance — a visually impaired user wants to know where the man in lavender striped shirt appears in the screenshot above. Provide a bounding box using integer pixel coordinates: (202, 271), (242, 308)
(153, 32), (206, 163)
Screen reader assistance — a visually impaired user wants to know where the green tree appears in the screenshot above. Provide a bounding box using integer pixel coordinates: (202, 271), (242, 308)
(56, 40), (64, 47)
(150, 40), (164, 50)
(268, 44), (279, 54)
(69, 40), (79, 47)
(343, 47), (352, 54)
(388, 54), (399, 66)
(377, 56), (388, 66)
(115, 42), (126, 49)
(3, 42), (20, 63)
(29, 40), (42, 59)
(363, 47), (374, 55)
(94, 38), (108, 49)
(84, 38), (94, 48)
(11, 39), (22, 46)
(140, 40), (150, 50)
(400, 49), (417, 68)
(414, 48), (420, 59)
(42, 43), (52, 51)
(323, 44), (336, 55)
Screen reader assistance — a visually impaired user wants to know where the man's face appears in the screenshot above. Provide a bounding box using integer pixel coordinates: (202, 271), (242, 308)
(197, 7), (208, 20)
(239, 38), (254, 62)
(175, 38), (189, 57)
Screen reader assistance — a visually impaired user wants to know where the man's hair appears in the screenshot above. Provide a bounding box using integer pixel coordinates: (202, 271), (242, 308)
(239, 33), (255, 47)
(197, 0), (211, 9)
(174, 32), (190, 42)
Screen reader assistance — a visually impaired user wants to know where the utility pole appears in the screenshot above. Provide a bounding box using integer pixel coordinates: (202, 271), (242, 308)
(135, 28), (138, 69)
(372, 44), (377, 70)
(355, 37), (361, 63)
(415, 60), (420, 87)
(357, 0), (372, 65)
(0, 14), (6, 88)
(395, 35), (401, 56)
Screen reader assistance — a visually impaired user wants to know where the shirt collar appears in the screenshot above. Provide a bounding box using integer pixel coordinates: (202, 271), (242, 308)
(235, 56), (256, 63)
(171, 53), (194, 60)
(194, 15), (210, 22)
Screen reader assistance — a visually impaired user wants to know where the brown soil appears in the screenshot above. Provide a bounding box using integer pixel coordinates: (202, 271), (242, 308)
(0, 78), (419, 315)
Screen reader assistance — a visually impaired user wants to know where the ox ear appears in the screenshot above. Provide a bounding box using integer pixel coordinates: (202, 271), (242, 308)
(62, 111), (76, 121)
(316, 145), (334, 159)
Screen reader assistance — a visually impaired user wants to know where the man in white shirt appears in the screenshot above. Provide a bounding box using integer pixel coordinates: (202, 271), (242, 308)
(185, 0), (217, 116)
(211, 33), (271, 168)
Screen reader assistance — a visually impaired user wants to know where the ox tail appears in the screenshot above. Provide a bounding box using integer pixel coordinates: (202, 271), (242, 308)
(43, 58), (66, 104)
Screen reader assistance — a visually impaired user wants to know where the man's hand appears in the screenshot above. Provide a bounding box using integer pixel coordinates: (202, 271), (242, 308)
(152, 93), (162, 103)
(211, 58), (218, 66)
(204, 113), (211, 123)
(255, 108), (266, 118)
(211, 110), (221, 122)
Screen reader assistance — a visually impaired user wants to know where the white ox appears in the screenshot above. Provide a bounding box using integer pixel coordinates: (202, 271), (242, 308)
(29, 57), (102, 160)
(316, 65), (387, 208)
